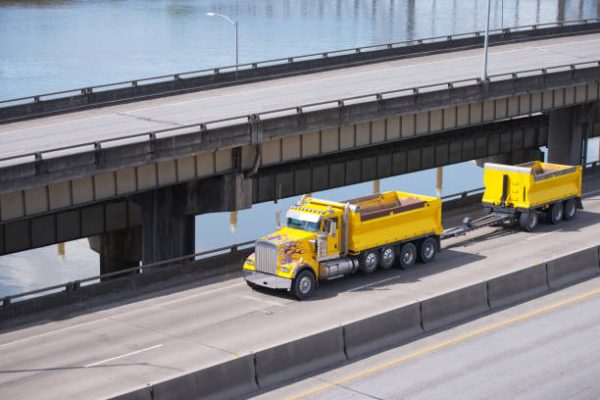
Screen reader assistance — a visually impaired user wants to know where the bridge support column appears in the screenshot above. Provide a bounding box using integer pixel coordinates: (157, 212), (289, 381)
(139, 185), (195, 265)
(89, 228), (141, 276)
(548, 107), (585, 165)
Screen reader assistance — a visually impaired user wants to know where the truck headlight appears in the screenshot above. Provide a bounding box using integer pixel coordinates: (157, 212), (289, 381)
(246, 258), (255, 265)
(278, 266), (290, 273)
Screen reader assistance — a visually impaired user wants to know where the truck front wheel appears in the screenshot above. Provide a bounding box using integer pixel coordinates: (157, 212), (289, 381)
(293, 269), (316, 300)
(518, 211), (538, 232)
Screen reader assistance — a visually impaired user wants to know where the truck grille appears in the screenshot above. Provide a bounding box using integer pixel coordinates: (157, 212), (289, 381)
(255, 240), (278, 275)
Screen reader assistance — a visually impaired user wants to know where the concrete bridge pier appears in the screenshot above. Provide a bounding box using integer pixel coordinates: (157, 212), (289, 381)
(89, 173), (252, 275)
(547, 104), (598, 165)
(89, 228), (141, 276)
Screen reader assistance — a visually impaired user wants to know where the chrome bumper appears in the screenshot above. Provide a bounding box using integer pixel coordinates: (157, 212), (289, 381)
(243, 270), (292, 291)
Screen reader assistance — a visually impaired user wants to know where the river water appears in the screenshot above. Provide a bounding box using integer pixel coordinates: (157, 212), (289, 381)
(1, 0), (599, 297)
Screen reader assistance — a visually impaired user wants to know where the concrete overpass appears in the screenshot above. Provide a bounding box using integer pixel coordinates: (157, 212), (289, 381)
(1, 27), (599, 272)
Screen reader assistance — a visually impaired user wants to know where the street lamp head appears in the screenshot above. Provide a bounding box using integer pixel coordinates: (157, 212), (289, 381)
(206, 12), (216, 16)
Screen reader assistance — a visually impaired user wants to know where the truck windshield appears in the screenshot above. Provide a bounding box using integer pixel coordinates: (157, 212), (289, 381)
(287, 218), (320, 232)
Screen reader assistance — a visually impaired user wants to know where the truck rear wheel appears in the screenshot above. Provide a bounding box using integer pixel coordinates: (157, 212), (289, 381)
(398, 243), (417, 269)
(293, 269), (315, 300)
(418, 237), (437, 263)
(379, 246), (395, 269)
(563, 199), (577, 220)
(549, 202), (563, 224)
(360, 250), (379, 274)
(518, 211), (538, 232)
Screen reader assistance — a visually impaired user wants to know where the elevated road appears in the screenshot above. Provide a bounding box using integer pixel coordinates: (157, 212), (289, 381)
(1, 174), (600, 399)
(257, 277), (600, 400)
(1, 33), (599, 159)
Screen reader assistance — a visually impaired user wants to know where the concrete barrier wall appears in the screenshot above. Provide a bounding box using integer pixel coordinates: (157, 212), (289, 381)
(343, 303), (422, 359)
(108, 387), (152, 400)
(421, 282), (489, 332)
(547, 246), (600, 289)
(488, 264), (549, 309)
(151, 355), (257, 400)
(254, 326), (346, 389)
(104, 244), (600, 400)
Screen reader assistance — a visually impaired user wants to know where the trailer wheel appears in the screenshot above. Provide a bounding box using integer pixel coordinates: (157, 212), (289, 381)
(398, 243), (417, 269)
(549, 202), (563, 224)
(518, 211), (538, 232)
(563, 199), (577, 221)
(418, 237), (437, 263)
(292, 269), (316, 300)
(360, 250), (379, 274)
(380, 246), (395, 269)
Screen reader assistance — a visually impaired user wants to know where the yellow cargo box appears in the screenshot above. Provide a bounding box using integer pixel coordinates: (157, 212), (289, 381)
(482, 161), (582, 211)
(343, 191), (443, 253)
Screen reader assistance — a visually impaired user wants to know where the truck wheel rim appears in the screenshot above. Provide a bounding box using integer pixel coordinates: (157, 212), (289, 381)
(553, 206), (562, 221)
(403, 249), (414, 264)
(382, 248), (394, 264)
(366, 253), (377, 270)
(566, 202), (575, 217)
(528, 213), (537, 229)
(298, 276), (312, 293)
(424, 243), (434, 259)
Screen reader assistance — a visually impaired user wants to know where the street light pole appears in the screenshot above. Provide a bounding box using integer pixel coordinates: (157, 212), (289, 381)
(482, 0), (492, 82)
(206, 12), (239, 70)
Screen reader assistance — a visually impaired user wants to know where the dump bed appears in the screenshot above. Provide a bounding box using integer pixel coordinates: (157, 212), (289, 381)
(345, 191), (442, 252)
(482, 161), (582, 210)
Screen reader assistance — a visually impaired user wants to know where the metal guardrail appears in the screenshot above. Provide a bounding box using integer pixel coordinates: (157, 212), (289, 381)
(1, 240), (254, 306)
(1, 58), (599, 170)
(0, 18), (597, 112)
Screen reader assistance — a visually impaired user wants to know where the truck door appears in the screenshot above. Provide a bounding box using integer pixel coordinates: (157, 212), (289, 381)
(325, 217), (341, 258)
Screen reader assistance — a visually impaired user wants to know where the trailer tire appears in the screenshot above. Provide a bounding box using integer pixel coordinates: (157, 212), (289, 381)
(549, 202), (563, 224)
(292, 269), (316, 300)
(563, 199), (577, 220)
(518, 211), (538, 232)
(418, 237), (437, 263)
(360, 250), (379, 274)
(398, 243), (417, 269)
(380, 246), (395, 269)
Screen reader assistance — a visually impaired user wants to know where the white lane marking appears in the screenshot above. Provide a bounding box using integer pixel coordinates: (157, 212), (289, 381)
(526, 232), (553, 241)
(240, 294), (286, 307)
(348, 275), (403, 292)
(84, 344), (163, 368)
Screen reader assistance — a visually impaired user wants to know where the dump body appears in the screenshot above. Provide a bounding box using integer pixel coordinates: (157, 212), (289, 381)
(345, 191), (443, 253)
(243, 190), (442, 298)
(482, 161), (582, 211)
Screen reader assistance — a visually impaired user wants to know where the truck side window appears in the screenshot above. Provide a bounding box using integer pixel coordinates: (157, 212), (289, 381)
(323, 219), (330, 233)
(328, 219), (337, 237)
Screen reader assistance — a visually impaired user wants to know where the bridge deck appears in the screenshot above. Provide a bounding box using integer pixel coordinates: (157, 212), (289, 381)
(1, 174), (599, 400)
(1, 33), (599, 160)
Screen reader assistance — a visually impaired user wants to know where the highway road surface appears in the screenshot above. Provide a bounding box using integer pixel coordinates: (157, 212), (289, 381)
(256, 276), (600, 400)
(1, 33), (600, 159)
(0, 173), (599, 399)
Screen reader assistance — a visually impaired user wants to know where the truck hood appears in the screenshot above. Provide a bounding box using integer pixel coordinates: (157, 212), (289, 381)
(260, 227), (314, 265)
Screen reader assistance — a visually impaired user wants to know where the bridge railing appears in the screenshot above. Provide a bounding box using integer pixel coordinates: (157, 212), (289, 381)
(0, 18), (597, 117)
(1, 58), (599, 172)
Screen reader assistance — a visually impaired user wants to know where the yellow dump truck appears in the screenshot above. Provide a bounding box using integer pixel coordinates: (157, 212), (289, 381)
(481, 161), (582, 231)
(243, 191), (443, 299)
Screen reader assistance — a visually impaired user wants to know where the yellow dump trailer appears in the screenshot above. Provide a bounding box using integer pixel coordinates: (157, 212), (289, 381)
(243, 191), (442, 299)
(482, 161), (582, 231)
